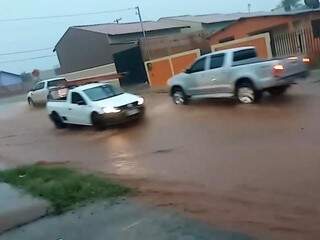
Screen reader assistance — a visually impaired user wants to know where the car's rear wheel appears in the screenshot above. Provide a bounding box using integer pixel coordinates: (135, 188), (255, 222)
(236, 82), (261, 104)
(51, 112), (66, 129)
(172, 87), (189, 105)
(267, 86), (288, 96)
(91, 112), (105, 130)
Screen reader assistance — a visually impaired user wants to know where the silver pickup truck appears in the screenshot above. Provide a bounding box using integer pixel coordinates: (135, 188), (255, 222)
(168, 47), (309, 104)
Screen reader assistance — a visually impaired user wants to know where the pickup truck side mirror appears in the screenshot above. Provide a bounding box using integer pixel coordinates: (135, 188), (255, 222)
(185, 68), (192, 74)
(77, 100), (86, 105)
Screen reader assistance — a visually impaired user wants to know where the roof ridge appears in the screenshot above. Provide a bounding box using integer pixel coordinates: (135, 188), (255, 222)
(73, 20), (156, 29)
(0, 70), (20, 76)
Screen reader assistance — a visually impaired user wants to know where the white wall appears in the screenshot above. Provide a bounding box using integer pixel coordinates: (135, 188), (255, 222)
(60, 64), (117, 81)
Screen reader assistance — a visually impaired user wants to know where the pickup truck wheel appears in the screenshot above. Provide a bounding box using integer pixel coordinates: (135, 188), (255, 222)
(268, 86), (288, 96)
(51, 112), (66, 129)
(236, 83), (261, 104)
(172, 88), (189, 105)
(91, 112), (105, 130)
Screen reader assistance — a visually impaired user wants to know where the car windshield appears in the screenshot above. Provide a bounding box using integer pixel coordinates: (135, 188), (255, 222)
(83, 85), (124, 101)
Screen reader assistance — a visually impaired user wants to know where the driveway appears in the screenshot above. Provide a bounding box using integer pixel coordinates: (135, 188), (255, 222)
(1, 79), (320, 239)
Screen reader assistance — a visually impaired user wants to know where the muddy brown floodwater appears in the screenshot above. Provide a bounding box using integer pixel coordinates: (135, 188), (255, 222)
(1, 80), (320, 240)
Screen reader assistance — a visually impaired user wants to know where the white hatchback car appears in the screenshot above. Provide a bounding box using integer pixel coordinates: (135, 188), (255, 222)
(27, 78), (66, 106)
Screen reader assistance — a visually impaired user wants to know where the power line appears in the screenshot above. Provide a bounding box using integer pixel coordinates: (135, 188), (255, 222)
(0, 55), (56, 64)
(0, 8), (135, 23)
(0, 47), (52, 56)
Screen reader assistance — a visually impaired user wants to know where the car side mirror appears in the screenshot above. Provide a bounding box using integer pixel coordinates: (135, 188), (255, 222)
(185, 68), (192, 74)
(77, 100), (86, 105)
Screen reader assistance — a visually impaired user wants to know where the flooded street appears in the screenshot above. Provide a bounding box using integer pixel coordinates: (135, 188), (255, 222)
(1, 80), (320, 239)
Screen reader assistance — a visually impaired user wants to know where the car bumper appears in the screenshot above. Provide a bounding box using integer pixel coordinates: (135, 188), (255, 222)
(99, 105), (145, 126)
(258, 71), (310, 90)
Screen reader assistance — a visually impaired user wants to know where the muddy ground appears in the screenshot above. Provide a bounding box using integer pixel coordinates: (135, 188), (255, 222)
(1, 79), (320, 240)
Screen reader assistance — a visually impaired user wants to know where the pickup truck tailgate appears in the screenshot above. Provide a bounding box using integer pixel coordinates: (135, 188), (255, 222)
(280, 57), (307, 78)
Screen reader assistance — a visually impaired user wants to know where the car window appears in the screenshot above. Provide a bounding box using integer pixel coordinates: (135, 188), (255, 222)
(209, 54), (225, 69)
(189, 58), (206, 73)
(83, 85), (124, 102)
(71, 92), (86, 105)
(233, 49), (257, 62)
(33, 82), (45, 91)
(47, 79), (66, 88)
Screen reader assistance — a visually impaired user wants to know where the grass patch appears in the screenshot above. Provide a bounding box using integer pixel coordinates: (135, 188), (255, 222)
(0, 165), (130, 214)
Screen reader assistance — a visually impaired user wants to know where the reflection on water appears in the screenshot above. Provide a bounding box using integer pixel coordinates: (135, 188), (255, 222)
(112, 160), (145, 176)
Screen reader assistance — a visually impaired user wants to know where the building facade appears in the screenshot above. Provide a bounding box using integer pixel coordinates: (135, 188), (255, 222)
(54, 21), (190, 74)
(208, 10), (320, 58)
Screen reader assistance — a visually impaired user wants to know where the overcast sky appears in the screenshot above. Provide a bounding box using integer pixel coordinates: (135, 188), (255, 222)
(0, 0), (281, 74)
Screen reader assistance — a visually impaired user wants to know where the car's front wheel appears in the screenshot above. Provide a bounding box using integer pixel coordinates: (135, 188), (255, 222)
(28, 97), (35, 107)
(51, 112), (66, 129)
(91, 112), (105, 130)
(172, 87), (189, 105)
(236, 82), (261, 104)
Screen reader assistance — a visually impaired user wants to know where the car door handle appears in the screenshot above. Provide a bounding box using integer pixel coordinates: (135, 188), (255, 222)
(68, 108), (72, 111)
(211, 78), (217, 82)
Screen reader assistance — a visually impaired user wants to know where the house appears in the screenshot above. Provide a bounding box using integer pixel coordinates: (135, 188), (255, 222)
(0, 71), (24, 97)
(54, 21), (191, 74)
(159, 12), (268, 34)
(0, 71), (22, 88)
(208, 9), (320, 59)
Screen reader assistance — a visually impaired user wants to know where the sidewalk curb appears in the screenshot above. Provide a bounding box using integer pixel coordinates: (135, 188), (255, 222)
(0, 184), (50, 234)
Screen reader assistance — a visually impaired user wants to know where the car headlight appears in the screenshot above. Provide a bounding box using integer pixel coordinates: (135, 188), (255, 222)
(102, 106), (121, 113)
(137, 97), (144, 105)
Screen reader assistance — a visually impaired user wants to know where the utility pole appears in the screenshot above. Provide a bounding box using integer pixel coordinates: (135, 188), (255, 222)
(136, 6), (146, 39)
(248, 3), (252, 14)
(135, 6), (151, 60)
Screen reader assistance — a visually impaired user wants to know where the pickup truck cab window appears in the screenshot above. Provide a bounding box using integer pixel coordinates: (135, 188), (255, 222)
(189, 58), (206, 73)
(233, 49), (257, 62)
(210, 54), (225, 69)
(71, 92), (86, 105)
(83, 85), (123, 102)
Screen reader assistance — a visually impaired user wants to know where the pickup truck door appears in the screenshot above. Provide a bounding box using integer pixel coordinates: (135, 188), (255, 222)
(204, 53), (231, 95)
(186, 56), (214, 95)
(66, 92), (92, 125)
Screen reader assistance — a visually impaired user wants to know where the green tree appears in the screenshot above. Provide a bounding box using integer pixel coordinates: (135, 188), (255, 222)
(280, 0), (301, 11)
(305, 0), (320, 8)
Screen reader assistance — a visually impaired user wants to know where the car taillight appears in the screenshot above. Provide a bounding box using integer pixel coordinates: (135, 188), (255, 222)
(303, 57), (311, 63)
(272, 64), (285, 77)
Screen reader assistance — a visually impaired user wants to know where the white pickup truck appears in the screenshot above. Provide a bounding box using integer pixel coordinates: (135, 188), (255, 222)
(168, 47), (309, 104)
(46, 83), (145, 129)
